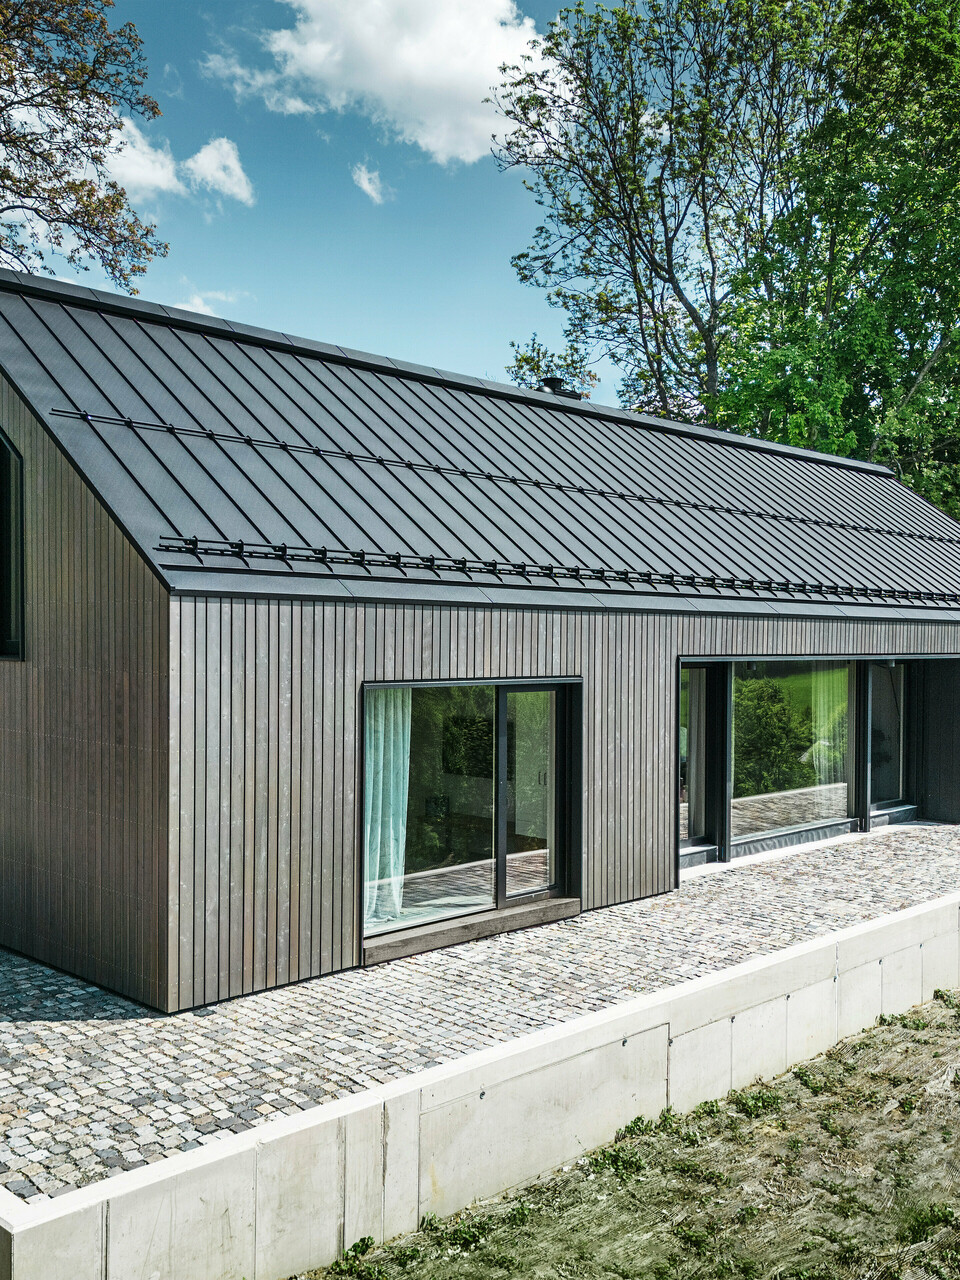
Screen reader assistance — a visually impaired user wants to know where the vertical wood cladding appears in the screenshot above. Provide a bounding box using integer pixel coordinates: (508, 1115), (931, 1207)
(0, 380), (169, 1008)
(168, 596), (960, 1011)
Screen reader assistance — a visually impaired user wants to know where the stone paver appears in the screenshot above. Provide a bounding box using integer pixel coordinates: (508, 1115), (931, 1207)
(1, 823), (958, 1201)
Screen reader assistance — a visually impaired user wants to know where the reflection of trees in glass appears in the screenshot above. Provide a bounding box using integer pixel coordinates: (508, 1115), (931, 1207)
(405, 686), (495, 873)
(733, 677), (817, 799)
(872, 727), (893, 772)
(509, 691), (552, 851)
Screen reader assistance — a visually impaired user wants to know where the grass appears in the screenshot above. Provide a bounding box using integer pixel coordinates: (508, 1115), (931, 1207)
(289, 989), (960, 1280)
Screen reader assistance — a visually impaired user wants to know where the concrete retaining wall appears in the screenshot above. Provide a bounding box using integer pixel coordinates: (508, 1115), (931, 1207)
(3, 893), (959, 1280)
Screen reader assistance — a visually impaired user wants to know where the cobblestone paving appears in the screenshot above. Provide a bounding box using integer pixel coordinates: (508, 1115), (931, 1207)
(1, 823), (958, 1202)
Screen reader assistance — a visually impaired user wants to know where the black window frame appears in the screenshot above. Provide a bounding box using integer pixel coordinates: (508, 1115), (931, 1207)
(359, 676), (581, 939)
(0, 427), (23, 660)
(676, 654), (919, 871)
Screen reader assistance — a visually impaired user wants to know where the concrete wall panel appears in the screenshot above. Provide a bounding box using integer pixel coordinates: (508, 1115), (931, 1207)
(668, 1019), (732, 1114)
(381, 1083), (421, 1243)
(343, 1100), (384, 1249)
(10, 1205), (102, 1280)
(921, 930), (960, 1002)
(786, 978), (838, 1064)
(732, 999), (787, 1090)
(419, 1024), (667, 1219)
(105, 1149), (256, 1280)
(881, 947), (924, 1016)
(255, 1113), (342, 1280)
(838, 961), (883, 1040)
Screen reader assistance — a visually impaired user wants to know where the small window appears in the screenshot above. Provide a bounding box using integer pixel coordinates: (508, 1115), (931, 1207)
(0, 430), (22, 658)
(362, 682), (571, 937)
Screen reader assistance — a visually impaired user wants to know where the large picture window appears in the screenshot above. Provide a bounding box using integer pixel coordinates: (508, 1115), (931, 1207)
(363, 683), (567, 937)
(731, 661), (853, 838)
(0, 431), (22, 658)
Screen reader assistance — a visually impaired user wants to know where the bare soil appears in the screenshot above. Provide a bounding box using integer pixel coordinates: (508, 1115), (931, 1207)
(293, 989), (960, 1280)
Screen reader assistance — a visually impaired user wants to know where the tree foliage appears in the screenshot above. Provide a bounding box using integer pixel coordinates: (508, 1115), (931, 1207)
(715, 0), (960, 484)
(732, 677), (816, 799)
(0, 0), (166, 290)
(494, 0), (839, 417)
(505, 332), (599, 398)
(496, 0), (960, 515)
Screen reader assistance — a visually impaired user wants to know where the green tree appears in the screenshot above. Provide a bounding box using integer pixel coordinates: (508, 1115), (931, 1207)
(494, 0), (840, 417)
(496, 0), (960, 514)
(732, 678), (816, 799)
(0, 0), (166, 290)
(505, 332), (599, 398)
(715, 0), (960, 483)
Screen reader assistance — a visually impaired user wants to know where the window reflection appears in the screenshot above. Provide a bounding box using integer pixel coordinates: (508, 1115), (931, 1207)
(679, 668), (707, 842)
(364, 685), (496, 936)
(506, 690), (557, 896)
(731, 661), (853, 838)
(871, 663), (904, 807)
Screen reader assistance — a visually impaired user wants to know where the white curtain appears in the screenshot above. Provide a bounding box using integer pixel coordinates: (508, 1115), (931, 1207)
(811, 662), (848, 813)
(363, 687), (412, 926)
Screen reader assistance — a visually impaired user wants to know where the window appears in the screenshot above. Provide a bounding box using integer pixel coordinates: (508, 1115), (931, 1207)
(731, 661), (853, 838)
(871, 662), (905, 808)
(363, 683), (569, 937)
(0, 431), (22, 658)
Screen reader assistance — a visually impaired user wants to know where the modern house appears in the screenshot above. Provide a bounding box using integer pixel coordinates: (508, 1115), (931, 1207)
(1, 271), (960, 1013)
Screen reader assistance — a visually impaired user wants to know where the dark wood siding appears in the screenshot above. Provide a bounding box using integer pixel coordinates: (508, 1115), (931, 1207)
(168, 596), (960, 1010)
(0, 380), (169, 1008)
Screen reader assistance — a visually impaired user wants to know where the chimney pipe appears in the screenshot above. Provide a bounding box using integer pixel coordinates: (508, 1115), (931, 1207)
(538, 375), (582, 400)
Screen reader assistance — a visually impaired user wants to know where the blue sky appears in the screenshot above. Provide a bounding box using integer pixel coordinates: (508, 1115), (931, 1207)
(66, 1), (620, 400)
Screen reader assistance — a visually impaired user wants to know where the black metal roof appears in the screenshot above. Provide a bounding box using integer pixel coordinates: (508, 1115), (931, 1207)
(2, 267), (960, 616)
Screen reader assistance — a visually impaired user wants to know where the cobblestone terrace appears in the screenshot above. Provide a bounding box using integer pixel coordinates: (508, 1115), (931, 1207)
(1, 824), (958, 1202)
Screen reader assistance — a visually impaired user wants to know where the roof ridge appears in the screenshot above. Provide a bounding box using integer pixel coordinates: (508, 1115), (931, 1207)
(0, 267), (891, 476)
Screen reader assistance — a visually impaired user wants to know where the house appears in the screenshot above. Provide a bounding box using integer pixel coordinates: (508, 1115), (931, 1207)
(1, 270), (959, 1013)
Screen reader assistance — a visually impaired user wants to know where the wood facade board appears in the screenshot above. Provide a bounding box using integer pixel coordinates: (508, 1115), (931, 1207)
(0, 378), (169, 1008)
(161, 598), (960, 1010)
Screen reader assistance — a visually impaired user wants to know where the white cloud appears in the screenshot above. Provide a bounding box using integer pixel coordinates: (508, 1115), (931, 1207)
(204, 0), (539, 165)
(351, 163), (387, 204)
(171, 288), (249, 316)
(108, 119), (255, 207)
(108, 119), (186, 201)
(183, 138), (256, 206)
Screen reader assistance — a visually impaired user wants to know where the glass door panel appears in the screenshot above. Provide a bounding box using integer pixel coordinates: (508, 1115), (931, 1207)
(680, 667), (707, 842)
(506, 689), (556, 896)
(364, 684), (496, 936)
(871, 663), (904, 806)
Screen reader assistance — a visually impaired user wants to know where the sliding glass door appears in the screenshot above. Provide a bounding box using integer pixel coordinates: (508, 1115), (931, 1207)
(506, 689), (557, 896)
(363, 683), (564, 937)
(679, 667), (708, 844)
